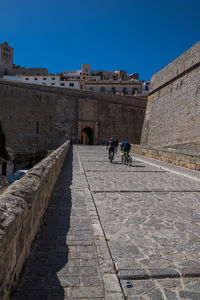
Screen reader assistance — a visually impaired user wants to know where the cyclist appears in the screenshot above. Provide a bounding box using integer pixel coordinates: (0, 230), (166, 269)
(108, 138), (115, 161)
(121, 139), (131, 158)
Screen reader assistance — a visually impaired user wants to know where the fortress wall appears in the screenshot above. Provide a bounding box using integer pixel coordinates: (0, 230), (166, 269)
(0, 80), (146, 155)
(97, 101), (145, 143)
(0, 81), (77, 154)
(141, 42), (200, 151)
(0, 140), (70, 300)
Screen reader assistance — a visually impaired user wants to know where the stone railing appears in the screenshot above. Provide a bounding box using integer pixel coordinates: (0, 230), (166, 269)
(131, 145), (200, 171)
(0, 140), (70, 300)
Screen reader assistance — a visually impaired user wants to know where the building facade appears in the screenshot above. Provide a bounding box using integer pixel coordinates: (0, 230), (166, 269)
(3, 75), (79, 89)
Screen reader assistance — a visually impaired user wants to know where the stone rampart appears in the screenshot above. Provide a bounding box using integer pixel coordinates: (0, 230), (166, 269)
(131, 144), (200, 171)
(0, 140), (70, 300)
(141, 42), (200, 152)
(0, 79), (146, 157)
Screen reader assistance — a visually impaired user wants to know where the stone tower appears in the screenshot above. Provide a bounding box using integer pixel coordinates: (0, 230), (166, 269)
(0, 42), (14, 77)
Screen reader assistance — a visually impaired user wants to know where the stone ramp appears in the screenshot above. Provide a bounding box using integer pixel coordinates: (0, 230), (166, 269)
(12, 145), (200, 299)
(11, 147), (107, 300)
(77, 146), (200, 300)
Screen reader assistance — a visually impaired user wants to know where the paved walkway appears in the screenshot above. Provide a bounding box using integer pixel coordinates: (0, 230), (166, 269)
(13, 146), (200, 299)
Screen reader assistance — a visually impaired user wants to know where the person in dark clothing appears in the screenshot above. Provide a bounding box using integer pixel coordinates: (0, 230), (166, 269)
(108, 138), (115, 160)
(114, 139), (119, 153)
(121, 139), (131, 155)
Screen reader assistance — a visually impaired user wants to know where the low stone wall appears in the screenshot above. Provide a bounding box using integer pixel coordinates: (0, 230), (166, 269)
(131, 145), (200, 171)
(0, 140), (70, 300)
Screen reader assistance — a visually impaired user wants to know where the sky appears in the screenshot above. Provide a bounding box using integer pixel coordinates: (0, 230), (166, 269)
(0, 0), (200, 81)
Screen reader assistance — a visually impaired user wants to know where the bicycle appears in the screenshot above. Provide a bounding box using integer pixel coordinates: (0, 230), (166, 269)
(121, 151), (132, 166)
(126, 153), (132, 166)
(121, 152), (126, 164)
(109, 150), (114, 163)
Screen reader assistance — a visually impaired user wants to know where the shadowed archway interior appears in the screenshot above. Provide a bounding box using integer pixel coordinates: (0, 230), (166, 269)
(81, 127), (93, 145)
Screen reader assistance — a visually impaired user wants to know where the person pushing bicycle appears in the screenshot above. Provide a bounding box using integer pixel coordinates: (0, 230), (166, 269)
(108, 138), (115, 161)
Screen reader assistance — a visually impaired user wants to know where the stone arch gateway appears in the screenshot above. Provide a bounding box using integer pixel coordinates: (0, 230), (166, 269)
(81, 127), (93, 145)
(0, 79), (147, 160)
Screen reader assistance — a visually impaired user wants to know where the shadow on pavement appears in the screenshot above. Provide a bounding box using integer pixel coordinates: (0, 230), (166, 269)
(12, 147), (73, 300)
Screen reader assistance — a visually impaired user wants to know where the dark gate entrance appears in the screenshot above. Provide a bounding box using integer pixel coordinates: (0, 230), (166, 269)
(81, 127), (93, 145)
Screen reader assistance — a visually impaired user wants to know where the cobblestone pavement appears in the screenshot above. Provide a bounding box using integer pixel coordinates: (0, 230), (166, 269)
(12, 147), (106, 300)
(12, 145), (200, 300)
(78, 146), (200, 300)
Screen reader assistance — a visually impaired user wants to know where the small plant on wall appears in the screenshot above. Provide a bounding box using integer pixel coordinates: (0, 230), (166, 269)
(0, 120), (9, 160)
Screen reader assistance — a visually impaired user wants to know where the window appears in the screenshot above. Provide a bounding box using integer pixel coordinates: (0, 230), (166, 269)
(89, 87), (94, 91)
(69, 83), (74, 87)
(43, 77), (46, 80)
(34, 78), (38, 80)
(51, 83), (55, 86)
(100, 87), (105, 93)
(51, 78), (55, 80)
(25, 78), (29, 80)
(60, 83), (65, 86)
(123, 88), (126, 94)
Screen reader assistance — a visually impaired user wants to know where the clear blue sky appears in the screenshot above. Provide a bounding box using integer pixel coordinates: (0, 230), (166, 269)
(1, 0), (200, 80)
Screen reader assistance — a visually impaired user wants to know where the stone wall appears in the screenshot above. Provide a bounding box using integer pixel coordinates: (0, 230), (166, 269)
(0, 140), (70, 300)
(0, 79), (146, 156)
(141, 42), (200, 153)
(131, 144), (200, 171)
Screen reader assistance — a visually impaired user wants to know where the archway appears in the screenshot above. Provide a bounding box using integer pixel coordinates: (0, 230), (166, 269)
(81, 127), (93, 145)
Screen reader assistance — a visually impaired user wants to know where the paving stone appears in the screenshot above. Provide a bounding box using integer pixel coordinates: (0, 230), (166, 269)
(156, 278), (181, 288)
(119, 269), (150, 280)
(71, 252), (96, 259)
(182, 278), (200, 291)
(70, 266), (98, 276)
(179, 291), (200, 299)
(80, 258), (98, 267)
(66, 286), (104, 298)
(149, 268), (180, 279)
(81, 276), (101, 286)
(164, 288), (179, 300)
(146, 288), (165, 300)
(58, 276), (81, 287)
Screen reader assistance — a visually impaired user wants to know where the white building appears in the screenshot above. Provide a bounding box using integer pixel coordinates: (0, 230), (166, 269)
(3, 64), (150, 97)
(3, 75), (79, 89)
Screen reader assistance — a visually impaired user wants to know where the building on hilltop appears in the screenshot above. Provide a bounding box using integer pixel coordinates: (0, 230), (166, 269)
(13, 65), (49, 76)
(1, 46), (150, 97)
(0, 41), (50, 78)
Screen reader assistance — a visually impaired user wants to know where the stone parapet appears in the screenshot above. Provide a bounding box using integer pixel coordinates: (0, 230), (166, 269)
(0, 140), (70, 300)
(150, 41), (200, 93)
(131, 144), (200, 171)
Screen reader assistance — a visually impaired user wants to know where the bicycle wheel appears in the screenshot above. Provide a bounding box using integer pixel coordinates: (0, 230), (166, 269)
(109, 152), (114, 163)
(125, 153), (128, 164)
(128, 155), (132, 166)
